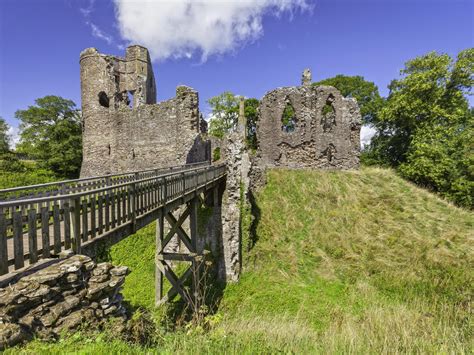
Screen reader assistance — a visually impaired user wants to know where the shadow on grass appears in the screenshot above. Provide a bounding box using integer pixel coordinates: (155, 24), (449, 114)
(248, 190), (261, 252)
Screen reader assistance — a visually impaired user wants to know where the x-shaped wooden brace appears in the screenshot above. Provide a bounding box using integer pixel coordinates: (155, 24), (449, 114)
(157, 202), (200, 306)
(163, 210), (195, 254)
(155, 256), (194, 305)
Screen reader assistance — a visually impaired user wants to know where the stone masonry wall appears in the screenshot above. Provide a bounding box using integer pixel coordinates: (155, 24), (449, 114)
(80, 46), (210, 177)
(0, 255), (128, 350)
(219, 132), (247, 282)
(256, 79), (361, 171)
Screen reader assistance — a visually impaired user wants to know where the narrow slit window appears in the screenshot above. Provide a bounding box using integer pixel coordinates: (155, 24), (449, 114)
(127, 91), (134, 108)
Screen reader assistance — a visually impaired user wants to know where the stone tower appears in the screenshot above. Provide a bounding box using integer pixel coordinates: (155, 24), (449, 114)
(79, 46), (209, 177)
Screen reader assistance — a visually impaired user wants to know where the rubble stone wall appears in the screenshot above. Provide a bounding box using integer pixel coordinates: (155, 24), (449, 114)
(0, 255), (128, 350)
(256, 84), (361, 171)
(219, 132), (248, 282)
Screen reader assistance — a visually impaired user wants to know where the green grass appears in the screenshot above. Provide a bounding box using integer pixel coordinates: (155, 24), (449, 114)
(7, 167), (473, 353)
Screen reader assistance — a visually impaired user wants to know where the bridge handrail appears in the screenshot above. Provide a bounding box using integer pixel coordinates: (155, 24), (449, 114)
(0, 163), (222, 208)
(0, 162), (227, 276)
(0, 161), (210, 201)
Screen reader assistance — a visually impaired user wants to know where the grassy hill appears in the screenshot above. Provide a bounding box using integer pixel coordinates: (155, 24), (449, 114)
(10, 167), (473, 354)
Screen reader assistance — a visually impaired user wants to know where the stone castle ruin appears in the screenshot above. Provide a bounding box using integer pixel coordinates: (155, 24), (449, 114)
(80, 45), (361, 177)
(80, 45), (209, 177)
(79, 45), (362, 280)
(254, 69), (361, 171)
(0, 46), (363, 349)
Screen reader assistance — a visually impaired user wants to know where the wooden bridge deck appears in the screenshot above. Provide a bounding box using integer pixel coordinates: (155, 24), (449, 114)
(0, 162), (226, 277)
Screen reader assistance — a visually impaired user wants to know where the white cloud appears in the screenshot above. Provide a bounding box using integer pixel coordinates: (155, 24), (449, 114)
(360, 125), (376, 148)
(7, 126), (20, 150)
(90, 23), (114, 45)
(81, 0), (115, 46)
(113, 0), (312, 61)
(79, 0), (95, 17)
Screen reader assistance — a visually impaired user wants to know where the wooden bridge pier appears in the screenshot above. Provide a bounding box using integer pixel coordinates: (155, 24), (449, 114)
(155, 184), (221, 309)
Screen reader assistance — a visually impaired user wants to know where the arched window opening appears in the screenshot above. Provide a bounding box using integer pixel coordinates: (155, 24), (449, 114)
(98, 91), (109, 108)
(321, 95), (336, 132)
(281, 102), (297, 133)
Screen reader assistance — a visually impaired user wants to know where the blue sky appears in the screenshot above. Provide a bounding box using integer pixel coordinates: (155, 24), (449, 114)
(0, 0), (472, 145)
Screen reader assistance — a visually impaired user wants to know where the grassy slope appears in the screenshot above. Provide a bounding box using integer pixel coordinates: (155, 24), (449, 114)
(10, 167), (473, 354)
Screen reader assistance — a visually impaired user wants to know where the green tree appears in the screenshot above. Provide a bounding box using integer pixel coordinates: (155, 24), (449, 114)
(281, 103), (296, 132)
(244, 98), (260, 149)
(370, 49), (474, 208)
(207, 92), (260, 148)
(0, 117), (10, 153)
(313, 75), (385, 125)
(207, 92), (240, 138)
(16, 96), (82, 179)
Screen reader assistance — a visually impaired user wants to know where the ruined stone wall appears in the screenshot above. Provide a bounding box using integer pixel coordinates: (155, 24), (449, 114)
(80, 46), (209, 177)
(256, 82), (361, 171)
(218, 132), (247, 282)
(0, 255), (128, 350)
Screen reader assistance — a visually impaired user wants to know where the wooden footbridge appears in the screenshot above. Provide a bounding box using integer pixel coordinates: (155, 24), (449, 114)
(0, 161), (227, 306)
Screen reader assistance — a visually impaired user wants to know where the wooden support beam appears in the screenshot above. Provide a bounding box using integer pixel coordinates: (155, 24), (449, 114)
(189, 197), (200, 307)
(155, 210), (164, 306)
(155, 266), (193, 305)
(157, 253), (197, 262)
(155, 260), (193, 306)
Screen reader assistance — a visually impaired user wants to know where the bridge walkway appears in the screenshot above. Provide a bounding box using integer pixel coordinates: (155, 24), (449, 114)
(0, 162), (226, 279)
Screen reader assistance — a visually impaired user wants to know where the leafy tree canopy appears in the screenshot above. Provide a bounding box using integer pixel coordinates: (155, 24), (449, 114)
(15, 96), (82, 179)
(0, 117), (10, 154)
(207, 92), (240, 139)
(207, 92), (260, 149)
(244, 98), (259, 150)
(368, 49), (474, 208)
(313, 75), (385, 125)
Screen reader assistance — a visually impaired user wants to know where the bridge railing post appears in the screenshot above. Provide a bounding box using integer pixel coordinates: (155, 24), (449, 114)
(155, 209), (164, 306)
(163, 177), (167, 205)
(194, 169), (198, 192)
(59, 183), (67, 211)
(181, 172), (185, 194)
(130, 180), (136, 233)
(71, 197), (81, 254)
